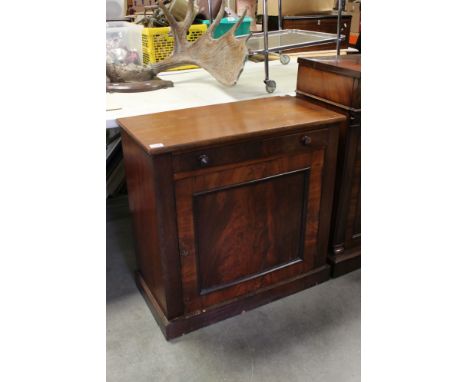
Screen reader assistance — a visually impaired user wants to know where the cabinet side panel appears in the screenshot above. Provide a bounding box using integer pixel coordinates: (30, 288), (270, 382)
(121, 130), (168, 315)
(151, 154), (184, 319)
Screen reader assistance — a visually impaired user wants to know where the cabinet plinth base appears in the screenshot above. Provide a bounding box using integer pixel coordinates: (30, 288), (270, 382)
(136, 266), (331, 340)
(328, 247), (361, 278)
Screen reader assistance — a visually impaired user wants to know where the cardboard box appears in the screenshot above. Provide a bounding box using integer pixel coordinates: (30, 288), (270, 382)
(346, 0), (361, 34)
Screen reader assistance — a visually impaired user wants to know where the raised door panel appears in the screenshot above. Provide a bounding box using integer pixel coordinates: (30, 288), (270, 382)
(175, 149), (328, 313)
(195, 168), (308, 295)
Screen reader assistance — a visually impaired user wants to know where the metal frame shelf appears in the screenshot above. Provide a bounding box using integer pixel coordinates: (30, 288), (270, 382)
(205, 0), (346, 93)
(253, 0), (346, 93)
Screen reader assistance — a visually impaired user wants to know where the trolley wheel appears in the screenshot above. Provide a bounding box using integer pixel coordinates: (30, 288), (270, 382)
(265, 80), (276, 93)
(280, 54), (290, 65)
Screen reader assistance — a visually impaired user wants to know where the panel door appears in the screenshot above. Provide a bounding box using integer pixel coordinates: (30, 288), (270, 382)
(174, 134), (337, 313)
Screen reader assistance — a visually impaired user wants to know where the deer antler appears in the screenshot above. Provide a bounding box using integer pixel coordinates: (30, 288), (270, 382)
(151, 0), (251, 86)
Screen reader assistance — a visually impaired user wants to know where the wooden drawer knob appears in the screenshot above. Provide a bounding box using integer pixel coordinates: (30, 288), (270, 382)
(301, 135), (312, 146)
(198, 154), (210, 167)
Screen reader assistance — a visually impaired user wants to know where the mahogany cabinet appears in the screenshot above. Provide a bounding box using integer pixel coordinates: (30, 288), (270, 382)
(296, 55), (361, 277)
(118, 96), (345, 339)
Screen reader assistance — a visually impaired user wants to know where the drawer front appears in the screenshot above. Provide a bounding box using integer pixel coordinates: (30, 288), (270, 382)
(172, 127), (334, 175)
(174, 126), (339, 314)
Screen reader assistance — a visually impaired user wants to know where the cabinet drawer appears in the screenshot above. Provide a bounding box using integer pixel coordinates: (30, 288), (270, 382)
(172, 127), (334, 174)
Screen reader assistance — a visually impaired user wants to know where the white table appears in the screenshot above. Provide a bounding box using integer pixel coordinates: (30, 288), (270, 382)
(106, 57), (299, 129)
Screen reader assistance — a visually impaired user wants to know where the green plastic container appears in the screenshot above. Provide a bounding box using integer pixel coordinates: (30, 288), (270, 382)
(201, 17), (252, 39)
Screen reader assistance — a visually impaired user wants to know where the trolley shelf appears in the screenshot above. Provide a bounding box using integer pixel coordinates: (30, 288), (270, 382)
(205, 0), (347, 93)
(246, 29), (345, 54)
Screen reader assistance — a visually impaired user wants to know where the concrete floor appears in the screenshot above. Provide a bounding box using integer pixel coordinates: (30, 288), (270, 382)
(107, 196), (361, 382)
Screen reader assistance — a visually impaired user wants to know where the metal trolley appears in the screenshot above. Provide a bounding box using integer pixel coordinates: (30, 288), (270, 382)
(206, 0), (347, 93)
(251, 0), (347, 93)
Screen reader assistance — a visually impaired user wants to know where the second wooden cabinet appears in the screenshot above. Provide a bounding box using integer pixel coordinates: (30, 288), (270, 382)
(297, 54), (361, 277)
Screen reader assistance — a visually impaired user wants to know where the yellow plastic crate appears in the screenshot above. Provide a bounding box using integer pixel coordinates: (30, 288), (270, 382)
(142, 24), (207, 70)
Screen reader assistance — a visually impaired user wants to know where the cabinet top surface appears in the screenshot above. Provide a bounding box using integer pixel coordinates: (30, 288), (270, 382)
(298, 55), (361, 78)
(117, 96), (345, 155)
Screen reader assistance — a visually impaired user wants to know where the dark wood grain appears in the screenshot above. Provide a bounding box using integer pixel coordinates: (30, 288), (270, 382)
(121, 96), (344, 338)
(173, 127), (332, 175)
(175, 148), (331, 313)
(136, 265), (331, 340)
(121, 131), (184, 318)
(298, 55), (361, 79)
(297, 55), (361, 277)
(297, 66), (358, 110)
(329, 247), (360, 278)
(150, 154), (184, 318)
(121, 131), (168, 314)
(344, 118), (361, 251)
(194, 169), (308, 294)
